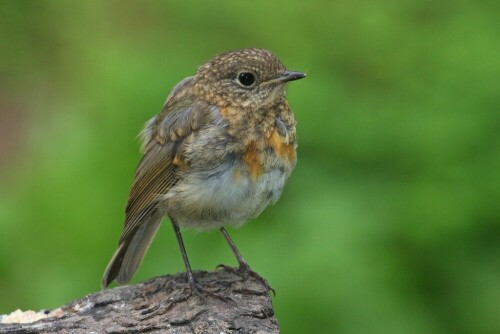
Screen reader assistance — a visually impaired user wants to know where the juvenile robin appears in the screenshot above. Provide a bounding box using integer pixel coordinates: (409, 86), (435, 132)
(102, 48), (305, 293)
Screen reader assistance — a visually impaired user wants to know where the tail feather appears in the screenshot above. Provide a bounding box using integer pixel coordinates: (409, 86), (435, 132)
(102, 214), (162, 288)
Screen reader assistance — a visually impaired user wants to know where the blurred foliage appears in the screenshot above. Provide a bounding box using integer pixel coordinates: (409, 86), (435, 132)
(0, 1), (499, 333)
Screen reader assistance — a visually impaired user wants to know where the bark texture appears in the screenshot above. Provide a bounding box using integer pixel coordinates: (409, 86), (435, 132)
(0, 269), (279, 333)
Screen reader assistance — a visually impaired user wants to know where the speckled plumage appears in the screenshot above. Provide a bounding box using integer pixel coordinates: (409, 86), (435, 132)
(102, 48), (305, 288)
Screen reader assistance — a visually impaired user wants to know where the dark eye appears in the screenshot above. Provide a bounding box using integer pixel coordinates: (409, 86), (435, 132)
(237, 72), (256, 86)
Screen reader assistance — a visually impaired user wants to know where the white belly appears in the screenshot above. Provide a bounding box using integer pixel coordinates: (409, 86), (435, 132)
(162, 162), (289, 230)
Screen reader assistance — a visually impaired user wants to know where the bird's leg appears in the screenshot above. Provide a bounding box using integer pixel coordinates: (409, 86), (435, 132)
(218, 227), (274, 294)
(170, 217), (196, 284)
(219, 227), (249, 269)
(170, 217), (230, 301)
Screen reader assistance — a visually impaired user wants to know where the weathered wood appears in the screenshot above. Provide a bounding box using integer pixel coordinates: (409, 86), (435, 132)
(0, 269), (279, 333)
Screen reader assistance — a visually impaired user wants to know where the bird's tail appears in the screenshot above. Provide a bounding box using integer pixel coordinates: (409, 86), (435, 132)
(101, 214), (162, 288)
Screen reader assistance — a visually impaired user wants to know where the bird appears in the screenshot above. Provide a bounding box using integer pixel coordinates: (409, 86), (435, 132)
(101, 48), (305, 294)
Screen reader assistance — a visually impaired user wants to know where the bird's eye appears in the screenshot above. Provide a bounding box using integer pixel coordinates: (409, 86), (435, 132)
(237, 72), (256, 87)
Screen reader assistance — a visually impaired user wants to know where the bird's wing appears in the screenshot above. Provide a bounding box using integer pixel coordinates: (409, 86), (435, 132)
(119, 78), (210, 243)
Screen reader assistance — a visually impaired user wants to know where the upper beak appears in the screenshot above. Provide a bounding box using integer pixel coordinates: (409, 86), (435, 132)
(279, 70), (306, 82)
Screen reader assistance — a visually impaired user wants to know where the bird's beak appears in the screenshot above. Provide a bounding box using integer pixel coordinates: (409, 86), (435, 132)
(266, 71), (306, 85)
(279, 71), (306, 82)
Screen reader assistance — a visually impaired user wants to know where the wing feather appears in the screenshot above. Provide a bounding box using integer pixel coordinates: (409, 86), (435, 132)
(119, 91), (211, 243)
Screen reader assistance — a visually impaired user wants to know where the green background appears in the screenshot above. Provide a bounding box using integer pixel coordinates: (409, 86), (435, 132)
(1, 1), (499, 333)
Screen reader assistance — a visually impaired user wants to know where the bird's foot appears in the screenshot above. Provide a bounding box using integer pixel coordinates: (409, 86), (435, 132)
(187, 276), (233, 303)
(216, 263), (275, 295)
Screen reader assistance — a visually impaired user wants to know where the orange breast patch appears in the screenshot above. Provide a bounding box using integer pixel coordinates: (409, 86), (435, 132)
(268, 129), (296, 162)
(243, 141), (264, 179)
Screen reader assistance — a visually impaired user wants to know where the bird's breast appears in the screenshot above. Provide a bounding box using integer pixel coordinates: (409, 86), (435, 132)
(242, 128), (296, 180)
(164, 129), (295, 230)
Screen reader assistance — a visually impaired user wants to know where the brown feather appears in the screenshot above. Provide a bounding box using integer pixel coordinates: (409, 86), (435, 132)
(121, 102), (210, 242)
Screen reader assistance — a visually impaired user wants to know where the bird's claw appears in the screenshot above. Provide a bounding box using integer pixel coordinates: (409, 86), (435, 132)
(187, 278), (234, 303)
(216, 264), (275, 295)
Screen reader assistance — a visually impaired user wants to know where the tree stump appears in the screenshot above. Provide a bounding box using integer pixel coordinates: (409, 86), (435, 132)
(0, 269), (279, 333)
